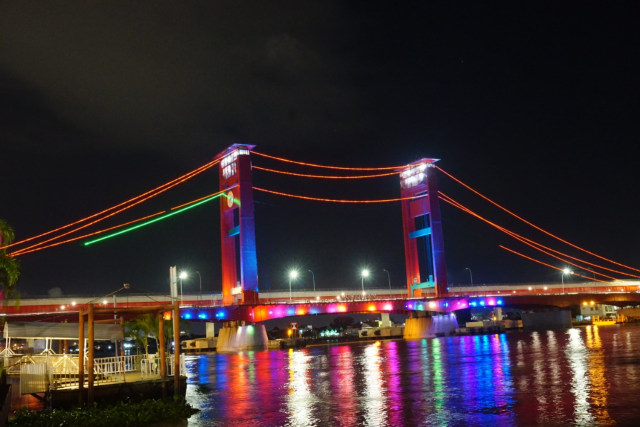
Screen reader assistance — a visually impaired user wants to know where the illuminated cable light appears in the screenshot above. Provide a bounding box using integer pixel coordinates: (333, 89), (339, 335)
(436, 166), (640, 274)
(252, 151), (401, 171)
(252, 165), (399, 179)
(11, 211), (164, 257)
(499, 245), (608, 282)
(254, 187), (421, 204)
(9, 163), (220, 256)
(83, 192), (225, 246)
(438, 193), (628, 280)
(3, 159), (219, 252)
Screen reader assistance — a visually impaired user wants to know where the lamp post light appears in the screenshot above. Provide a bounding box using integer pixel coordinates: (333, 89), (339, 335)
(308, 270), (316, 294)
(179, 271), (188, 303)
(464, 267), (473, 286)
(289, 270), (299, 302)
(383, 269), (391, 291)
(562, 268), (573, 294)
(361, 269), (370, 297)
(195, 271), (202, 303)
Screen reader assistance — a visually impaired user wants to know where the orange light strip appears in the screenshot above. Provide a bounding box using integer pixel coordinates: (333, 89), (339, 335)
(438, 193), (621, 280)
(11, 211), (165, 257)
(9, 160), (219, 256)
(439, 192), (640, 279)
(499, 245), (609, 283)
(254, 187), (419, 203)
(3, 159), (219, 251)
(252, 165), (399, 179)
(436, 166), (640, 274)
(252, 151), (401, 171)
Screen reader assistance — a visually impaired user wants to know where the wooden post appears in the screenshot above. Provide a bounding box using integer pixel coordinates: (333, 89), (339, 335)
(173, 299), (180, 395)
(78, 310), (85, 405)
(159, 312), (166, 378)
(88, 303), (95, 405)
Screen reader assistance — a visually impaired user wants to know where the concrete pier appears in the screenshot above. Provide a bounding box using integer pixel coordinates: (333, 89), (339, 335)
(404, 314), (459, 339)
(216, 322), (268, 352)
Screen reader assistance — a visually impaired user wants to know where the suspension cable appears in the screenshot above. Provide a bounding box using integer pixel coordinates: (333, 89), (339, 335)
(11, 212), (164, 257)
(5, 159), (220, 254)
(438, 192), (639, 280)
(252, 165), (399, 179)
(253, 151), (402, 171)
(254, 187), (420, 203)
(436, 166), (640, 274)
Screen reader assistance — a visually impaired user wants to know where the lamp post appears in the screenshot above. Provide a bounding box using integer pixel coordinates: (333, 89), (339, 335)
(383, 269), (391, 291)
(308, 270), (316, 294)
(289, 270), (299, 302)
(179, 271), (188, 303)
(361, 269), (370, 297)
(562, 268), (572, 294)
(195, 271), (202, 303)
(464, 267), (473, 286)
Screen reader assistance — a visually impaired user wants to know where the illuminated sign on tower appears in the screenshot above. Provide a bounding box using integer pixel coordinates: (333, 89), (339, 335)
(217, 144), (259, 305)
(398, 158), (448, 298)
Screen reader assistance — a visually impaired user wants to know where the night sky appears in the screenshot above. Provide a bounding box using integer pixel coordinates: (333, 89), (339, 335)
(2, 2), (639, 298)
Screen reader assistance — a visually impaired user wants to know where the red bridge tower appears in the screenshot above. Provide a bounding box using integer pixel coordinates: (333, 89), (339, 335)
(399, 159), (448, 298)
(216, 144), (259, 305)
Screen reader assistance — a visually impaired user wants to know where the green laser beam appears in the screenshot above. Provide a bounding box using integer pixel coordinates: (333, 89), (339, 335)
(83, 193), (227, 246)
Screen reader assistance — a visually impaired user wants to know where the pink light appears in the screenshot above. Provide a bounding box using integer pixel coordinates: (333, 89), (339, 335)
(383, 303), (393, 311)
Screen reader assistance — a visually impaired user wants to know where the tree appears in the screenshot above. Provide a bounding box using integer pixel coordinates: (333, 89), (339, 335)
(125, 313), (158, 357)
(0, 219), (20, 299)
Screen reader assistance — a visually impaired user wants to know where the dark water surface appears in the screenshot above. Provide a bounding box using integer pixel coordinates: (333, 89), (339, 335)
(184, 325), (640, 426)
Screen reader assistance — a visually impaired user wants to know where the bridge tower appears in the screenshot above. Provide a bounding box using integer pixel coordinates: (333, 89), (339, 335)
(216, 144), (259, 305)
(399, 159), (448, 298)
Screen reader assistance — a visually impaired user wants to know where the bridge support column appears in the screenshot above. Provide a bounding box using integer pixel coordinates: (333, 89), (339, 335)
(217, 144), (259, 306)
(380, 313), (391, 328)
(216, 322), (268, 352)
(404, 313), (458, 339)
(399, 159), (448, 298)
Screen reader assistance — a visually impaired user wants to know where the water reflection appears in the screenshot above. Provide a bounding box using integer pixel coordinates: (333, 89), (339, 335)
(183, 326), (640, 425)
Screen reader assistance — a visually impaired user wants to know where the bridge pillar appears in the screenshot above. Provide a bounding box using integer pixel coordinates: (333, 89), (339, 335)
(399, 159), (448, 298)
(216, 144), (259, 305)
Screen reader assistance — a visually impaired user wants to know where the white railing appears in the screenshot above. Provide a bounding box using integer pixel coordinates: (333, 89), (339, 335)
(141, 354), (185, 378)
(92, 355), (138, 385)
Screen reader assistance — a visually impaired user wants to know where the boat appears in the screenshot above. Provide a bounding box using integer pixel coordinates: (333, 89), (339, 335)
(592, 316), (616, 326)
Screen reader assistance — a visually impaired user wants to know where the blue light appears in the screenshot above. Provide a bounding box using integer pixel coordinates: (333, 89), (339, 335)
(198, 313), (207, 319)
(497, 299), (503, 305)
(470, 301), (477, 307)
(287, 308), (295, 316)
(215, 311), (226, 319)
(183, 312), (192, 320)
(479, 300), (485, 306)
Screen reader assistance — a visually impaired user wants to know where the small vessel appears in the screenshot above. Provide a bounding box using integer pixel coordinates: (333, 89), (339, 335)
(592, 316), (616, 326)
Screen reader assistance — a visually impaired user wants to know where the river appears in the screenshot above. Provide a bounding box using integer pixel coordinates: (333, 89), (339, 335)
(183, 324), (640, 426)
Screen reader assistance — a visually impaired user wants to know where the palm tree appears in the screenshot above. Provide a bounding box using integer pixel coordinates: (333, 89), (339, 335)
(0, 219), (20, 299)
(125, 313), (159, 357)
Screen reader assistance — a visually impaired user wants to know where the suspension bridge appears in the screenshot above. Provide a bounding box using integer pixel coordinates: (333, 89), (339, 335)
(3, 143), (640, 328)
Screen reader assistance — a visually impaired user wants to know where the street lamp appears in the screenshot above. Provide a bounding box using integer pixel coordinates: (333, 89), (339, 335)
(562, 268), (572, 294)
(308, 270), (316, 294)
(179, 271), (188, 303)
(464, 267), (473, 286)
(361, 269), (370, 296)
(289, 270), (299, 302)
(383, 269), (391, 291)
(195, 271), (202, 303)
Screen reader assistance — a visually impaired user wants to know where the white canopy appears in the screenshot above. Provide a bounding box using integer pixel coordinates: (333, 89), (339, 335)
(3, 321), (123, 341)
